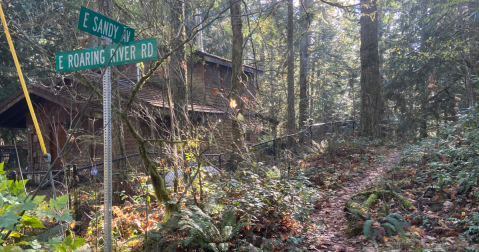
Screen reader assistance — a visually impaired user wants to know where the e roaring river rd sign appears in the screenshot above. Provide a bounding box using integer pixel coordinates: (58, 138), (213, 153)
(55, 38), (157, 72)
(78, 6), (134, 43)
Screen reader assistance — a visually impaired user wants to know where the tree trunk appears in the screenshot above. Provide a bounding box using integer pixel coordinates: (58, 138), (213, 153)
(169, 0), (187, 192)
(286, 0), (295, 143)
(299, 0), (310, 129)
(230, 0), (245, 148)
(360, 0), (381, 138)
(170, 0), (188, 133)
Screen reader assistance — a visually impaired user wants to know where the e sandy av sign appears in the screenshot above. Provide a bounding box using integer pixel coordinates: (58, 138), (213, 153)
(78, 6), (134, 43)
(55, 38), (157, 72)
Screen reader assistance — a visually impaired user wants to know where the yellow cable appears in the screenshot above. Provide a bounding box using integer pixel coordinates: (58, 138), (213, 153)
(0, 4), (47, 154)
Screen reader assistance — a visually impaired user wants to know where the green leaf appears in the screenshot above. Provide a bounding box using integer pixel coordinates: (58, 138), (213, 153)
(32, 195), (46, 205)
(0, 162), (5, 175)
(55, 210), (73, 222)
(51, 244), (66, 252)
(221, 226), (232, 240)
(386, 216), (405, 237)
(219, 243), (229, 251)
(71, 237), (85, 249)
(0, 212), (22, 230)
(207, 243), (219, 252)
(11, 201), (37, 212)
(363, 220), (374, 240)
(62, 236), (73, 247)
(381, 222), (396, 236)
(21, 215), (46, 228)
(184, 236), (194, 247)
(369, 240), (378, 248)
(50, 194), (69, 210)
(3, 245), (25, 252)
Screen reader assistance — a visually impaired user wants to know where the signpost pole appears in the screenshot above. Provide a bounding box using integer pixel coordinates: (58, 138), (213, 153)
(103, 63), (112, 252)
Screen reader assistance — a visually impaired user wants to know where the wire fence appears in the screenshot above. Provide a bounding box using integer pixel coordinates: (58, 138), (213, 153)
(203, 120), (357, 170)
(18, 120), (357, 190)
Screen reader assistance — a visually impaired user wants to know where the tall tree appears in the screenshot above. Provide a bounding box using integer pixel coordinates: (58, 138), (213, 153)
(170, 0), (188, 131)
(230, 0), (245, 147)
(299, 0), (311, 129)
(360, 0), (381, 138)
(286, 0), (295, 140)
(169, 0), (187, 192)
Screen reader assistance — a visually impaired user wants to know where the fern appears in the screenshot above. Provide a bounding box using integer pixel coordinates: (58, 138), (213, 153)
(178, 207), (256, 250)
(363, 220), (374, 240)
(381, 223), (396, 237)
(472, 212), (479, 223)
(228, 222), (254, 240)
(386, 215), (406, 237)
(35, 224), (68, 242)
(222, 210), (236, 229)
(388, 213), (407, 222)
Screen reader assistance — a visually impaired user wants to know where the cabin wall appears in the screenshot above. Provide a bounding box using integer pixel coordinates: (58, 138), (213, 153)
(189, 62), (206, 104)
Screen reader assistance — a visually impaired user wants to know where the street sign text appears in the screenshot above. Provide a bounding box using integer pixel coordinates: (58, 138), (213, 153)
(56, 38), (157, 72)
(78, 6), (134, 43)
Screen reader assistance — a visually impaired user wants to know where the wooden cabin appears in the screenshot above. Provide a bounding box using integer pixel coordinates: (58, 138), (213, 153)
(0, 50), (261, 181)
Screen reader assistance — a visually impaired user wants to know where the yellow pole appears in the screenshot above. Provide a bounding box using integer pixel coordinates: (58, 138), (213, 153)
(0, 4), (47, 154)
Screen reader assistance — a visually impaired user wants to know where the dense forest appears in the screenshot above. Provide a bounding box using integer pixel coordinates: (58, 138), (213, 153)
(1, 0), (479, 251)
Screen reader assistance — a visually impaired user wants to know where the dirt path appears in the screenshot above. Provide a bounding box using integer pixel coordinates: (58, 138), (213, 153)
(307, 149), (400, 252)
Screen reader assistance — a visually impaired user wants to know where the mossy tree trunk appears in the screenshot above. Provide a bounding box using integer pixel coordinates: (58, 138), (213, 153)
(169, 0), (187, 192)
(230, 0), (245, 148)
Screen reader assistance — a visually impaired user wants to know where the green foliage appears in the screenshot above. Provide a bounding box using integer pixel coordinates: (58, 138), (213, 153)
(360, 213), (409, 247)
(177, 206), (254, 251)
(0, 163), (78, 251)
(463, 212), (479, 241)
(50, 235), (85, 252)
(384, 214), (407, 237)
(363, 220), (374, 240)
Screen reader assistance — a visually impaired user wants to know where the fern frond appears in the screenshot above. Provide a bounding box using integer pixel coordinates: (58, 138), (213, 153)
(206, 243), (219, 252)
(229, 222), (254, 240)
(222, 210), (236, 229)
(184, 236), (195, 247)
(388, 213), (407, 223)
(386, 216), (405, 237)
(221, 226), (233, 241)
(35, 224), (68, 242)
(381, 223), (396, 236)
(472, 212), (479, 223)
(363, 220), (374, 240)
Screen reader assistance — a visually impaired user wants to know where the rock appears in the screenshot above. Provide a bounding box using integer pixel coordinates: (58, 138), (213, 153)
(442, 201), (454, 213)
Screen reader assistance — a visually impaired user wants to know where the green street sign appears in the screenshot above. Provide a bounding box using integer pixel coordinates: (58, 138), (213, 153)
(56, 38), (157, 72)
(78, 6), (134, 43)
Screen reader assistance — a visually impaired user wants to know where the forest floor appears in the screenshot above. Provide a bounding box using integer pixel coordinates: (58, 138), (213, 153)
(306, 149), (399, 251)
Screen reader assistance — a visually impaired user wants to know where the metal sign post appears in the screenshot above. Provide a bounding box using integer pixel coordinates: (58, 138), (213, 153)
(103, 63), (112, 252)
(48, 6), (159, 250)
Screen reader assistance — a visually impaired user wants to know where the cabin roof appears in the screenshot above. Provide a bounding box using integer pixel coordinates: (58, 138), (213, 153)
(194, 50), (263, 74)
(0, 76), (223, 128)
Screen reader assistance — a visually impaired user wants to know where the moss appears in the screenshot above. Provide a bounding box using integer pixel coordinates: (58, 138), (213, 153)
(362, 193), (378, 211)
(350, 190), (412, 210)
